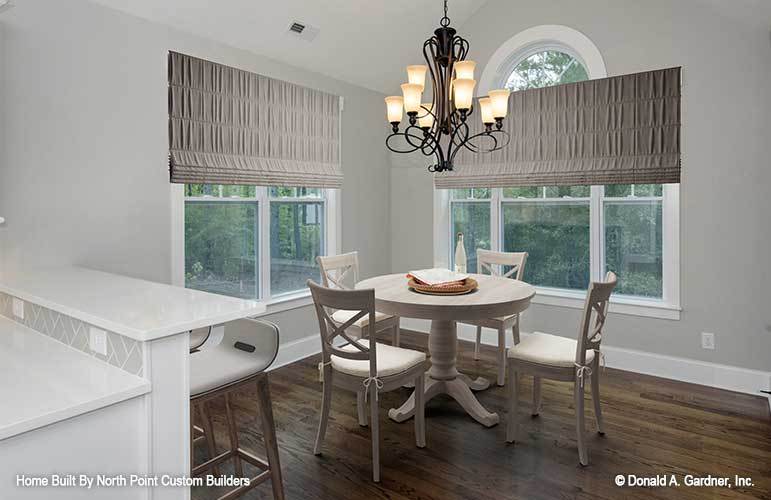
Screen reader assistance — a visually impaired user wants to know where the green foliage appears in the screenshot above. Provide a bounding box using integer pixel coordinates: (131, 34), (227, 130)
(506, 51), (589, 91)
(451, 202), (491, 273)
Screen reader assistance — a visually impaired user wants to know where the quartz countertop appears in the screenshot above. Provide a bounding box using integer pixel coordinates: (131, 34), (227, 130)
(0, 316), (151, 441)
(0, 267), (266, 342)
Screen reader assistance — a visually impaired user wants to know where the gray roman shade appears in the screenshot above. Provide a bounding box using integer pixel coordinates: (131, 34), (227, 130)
(435, 67), (681, 189)
(168, 52), (342, 188)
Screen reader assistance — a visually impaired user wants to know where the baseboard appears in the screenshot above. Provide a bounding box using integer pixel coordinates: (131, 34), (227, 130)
(399, 318), (771, 398)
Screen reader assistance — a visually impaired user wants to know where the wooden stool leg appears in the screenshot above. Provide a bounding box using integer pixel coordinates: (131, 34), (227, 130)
(256, 374), (285, 500)
(199, 402), (220, 476)
(224, 393), (243, 477)
(190, 402), (196, 473)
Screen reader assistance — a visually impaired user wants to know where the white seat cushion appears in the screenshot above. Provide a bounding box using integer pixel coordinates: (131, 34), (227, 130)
(190, 345), (275, 396)
(331, 339), (426, 378)
(507, 332), (594, 368)
(331, 309), (393, 328)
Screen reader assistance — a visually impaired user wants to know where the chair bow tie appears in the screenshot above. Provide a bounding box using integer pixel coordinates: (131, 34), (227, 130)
(574, 363), (593, 388)
(363, 376), (384, 402)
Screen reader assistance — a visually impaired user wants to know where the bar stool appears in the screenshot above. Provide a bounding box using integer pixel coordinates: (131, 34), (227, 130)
(190, 318), (285, 500)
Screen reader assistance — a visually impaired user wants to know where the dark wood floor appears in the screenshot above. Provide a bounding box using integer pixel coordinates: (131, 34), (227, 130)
(192, 330), (771, 500)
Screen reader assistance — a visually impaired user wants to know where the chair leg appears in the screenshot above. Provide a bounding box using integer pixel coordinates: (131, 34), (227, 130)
(474, 326), (482, 360)
(224, 393), (243, 477)
(497, 327), (506, 386)
(369, 383), (381, 482)
(414, 374), (426, 448)
(357, 390), (368, 427)
(256, 374), (285, 500)
(591, 356), (604, 435)
(190, 402), (196, 473)
(532, 376), (542, 416)
(505, 363), (519, 443)
(199, 402), (220, 476)
(511, 317), (520, 344)
(314, 366), (333, 455)
(393, 318), (401, 347)
(575, 380), (588, 466)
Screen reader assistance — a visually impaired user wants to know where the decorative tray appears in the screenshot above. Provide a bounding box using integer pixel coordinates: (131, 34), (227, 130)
(408, 277), (478, 296)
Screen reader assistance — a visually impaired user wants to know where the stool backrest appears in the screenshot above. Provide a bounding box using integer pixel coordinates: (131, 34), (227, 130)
(308, 280), (377, 377)
(575, 272), (617, 365)
(317, 252), (360, 291)
(477, 249), (528, 280)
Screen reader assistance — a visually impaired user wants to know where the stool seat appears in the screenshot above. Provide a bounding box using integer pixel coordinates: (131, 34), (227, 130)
(190, 318), (279, 397)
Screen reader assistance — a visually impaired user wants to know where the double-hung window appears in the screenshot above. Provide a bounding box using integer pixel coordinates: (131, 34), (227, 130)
(183, 185), (334, 302)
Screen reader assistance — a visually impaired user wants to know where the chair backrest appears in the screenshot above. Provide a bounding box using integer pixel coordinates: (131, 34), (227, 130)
(308, 280), (377, 377)
(317, 252), (360, 290)
(476, 249), (528, 280)
(575, 272), (617, 365)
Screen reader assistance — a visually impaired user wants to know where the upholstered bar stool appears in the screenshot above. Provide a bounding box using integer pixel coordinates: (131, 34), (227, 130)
(190, 318), (285, 500)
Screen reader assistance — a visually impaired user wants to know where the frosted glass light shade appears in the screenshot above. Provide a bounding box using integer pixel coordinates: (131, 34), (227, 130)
(488, 89), (511, 118)
(401, 83), (423, 113)
(478, 97), (494, 125)
(453, 79), (476, 110)
(418, 103), (434, 128)
(385, 96), (404, 123)
(454, 60), (476, 80)
(407, 65), (428, 90)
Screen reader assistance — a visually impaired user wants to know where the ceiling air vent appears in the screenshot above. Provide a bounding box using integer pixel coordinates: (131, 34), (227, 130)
(287, 20), (319, 42)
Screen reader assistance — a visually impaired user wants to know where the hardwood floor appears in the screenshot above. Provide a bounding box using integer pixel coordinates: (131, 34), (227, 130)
(192, 330), (771, 500)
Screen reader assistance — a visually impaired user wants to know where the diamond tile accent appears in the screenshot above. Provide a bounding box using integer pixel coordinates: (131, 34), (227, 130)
(0, 291), (144, 377)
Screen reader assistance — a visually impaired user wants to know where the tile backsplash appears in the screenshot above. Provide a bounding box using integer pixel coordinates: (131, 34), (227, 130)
(0, 292), (143, 377)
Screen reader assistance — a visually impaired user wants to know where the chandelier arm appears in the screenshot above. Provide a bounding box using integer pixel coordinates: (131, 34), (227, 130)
(385, 130), (433, 154)
(402, 124), (433, 150)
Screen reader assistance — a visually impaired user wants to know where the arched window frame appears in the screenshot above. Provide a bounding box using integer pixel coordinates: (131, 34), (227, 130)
(434, 25), (681, 320)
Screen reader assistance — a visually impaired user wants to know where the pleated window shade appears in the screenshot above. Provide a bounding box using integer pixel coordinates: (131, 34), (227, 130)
(168, 51), (343, 188)
(435, 67), (681, 189)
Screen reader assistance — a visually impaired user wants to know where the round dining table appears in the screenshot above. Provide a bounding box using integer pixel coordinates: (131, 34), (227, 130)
(356, 273), (536, 427)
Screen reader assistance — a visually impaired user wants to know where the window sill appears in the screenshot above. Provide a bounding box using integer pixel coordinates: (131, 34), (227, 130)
(253, 290), (314, 317)
(532, 287), (681, 320)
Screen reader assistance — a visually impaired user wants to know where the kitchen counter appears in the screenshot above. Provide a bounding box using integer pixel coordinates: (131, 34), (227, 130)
(0, 267), (265, 341)
(0, 315), (150, 441)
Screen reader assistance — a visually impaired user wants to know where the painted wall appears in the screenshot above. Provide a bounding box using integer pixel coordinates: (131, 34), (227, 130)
(0, 0), (391, 343)
(391, 0), (771, 371)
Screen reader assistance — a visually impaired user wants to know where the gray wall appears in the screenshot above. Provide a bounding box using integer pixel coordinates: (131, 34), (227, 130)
(390, 0), (771, 371)
(0, 0), (390, 343)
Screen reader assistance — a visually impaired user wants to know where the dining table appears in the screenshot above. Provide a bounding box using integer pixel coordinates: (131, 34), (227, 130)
(356, 273), (536, 427)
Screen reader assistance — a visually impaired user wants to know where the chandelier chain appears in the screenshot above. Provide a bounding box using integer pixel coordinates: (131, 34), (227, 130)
(441, 0), (450, 27)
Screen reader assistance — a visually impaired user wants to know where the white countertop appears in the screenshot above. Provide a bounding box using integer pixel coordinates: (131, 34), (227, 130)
(0, 267), (266, 341)
(0, 316), (151, 441)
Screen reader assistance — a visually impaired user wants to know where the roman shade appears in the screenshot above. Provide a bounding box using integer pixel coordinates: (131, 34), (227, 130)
(168, 52), (342, 188)
(435, 67), (681, 189)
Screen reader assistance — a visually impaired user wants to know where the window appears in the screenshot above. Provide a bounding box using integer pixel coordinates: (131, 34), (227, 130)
(184, 185), (333, 301)
(440, 40), (680, 317)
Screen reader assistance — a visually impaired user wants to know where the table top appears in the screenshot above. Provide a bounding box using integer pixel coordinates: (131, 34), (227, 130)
(356, 273), (536, 321)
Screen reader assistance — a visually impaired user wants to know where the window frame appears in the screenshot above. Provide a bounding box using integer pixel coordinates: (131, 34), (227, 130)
(436, 185), (681, 320)
(172, 184), (340, 314)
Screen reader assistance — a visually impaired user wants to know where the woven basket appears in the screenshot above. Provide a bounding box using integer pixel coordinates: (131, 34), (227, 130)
(408, 277), (478, 296)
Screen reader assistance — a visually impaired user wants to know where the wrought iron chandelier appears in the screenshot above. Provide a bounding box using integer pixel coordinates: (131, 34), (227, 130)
(384, 0), (511, 173)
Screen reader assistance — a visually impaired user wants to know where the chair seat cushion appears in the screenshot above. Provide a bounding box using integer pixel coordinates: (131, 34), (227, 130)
(331, 340), (426, 378)
(507, 331), (594, 368)
(332, 309), (393, 328)
(190, 344), (275, 397)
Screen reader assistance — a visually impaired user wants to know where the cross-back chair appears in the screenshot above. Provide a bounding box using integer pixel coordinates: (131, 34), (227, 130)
(458, 249), (528, 386)
(506, 272), (617, 466)
(317, 252), (401, 347)
(308, 280), (429, 482)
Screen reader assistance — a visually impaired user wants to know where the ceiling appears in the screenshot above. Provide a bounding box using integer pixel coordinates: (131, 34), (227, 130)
(90, 0), (490, 94)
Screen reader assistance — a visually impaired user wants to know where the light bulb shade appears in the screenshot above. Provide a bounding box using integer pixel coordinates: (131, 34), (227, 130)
(488, 89), (511, 118)
(478, 97), (494, 125)
(453, 78), (476, 111)
(385, 96), (404, 124)
(401, 83), (423, 113)
(406, 65), (428, 90)
(454, 60), (476, 81)
(417, 103), (434, 128)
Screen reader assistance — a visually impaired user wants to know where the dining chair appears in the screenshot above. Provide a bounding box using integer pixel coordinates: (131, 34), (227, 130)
(505, 272), (617, 466)
(189, 318), (285, 500)
(308, 280), (429, 482)
(317, 252), (401, 347)
(458, 249), (528, 386)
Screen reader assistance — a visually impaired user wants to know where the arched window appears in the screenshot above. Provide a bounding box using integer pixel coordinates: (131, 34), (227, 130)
(445, 26), (680, 317)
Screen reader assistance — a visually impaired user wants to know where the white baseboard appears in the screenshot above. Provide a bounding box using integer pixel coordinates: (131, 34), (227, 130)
(400, 318), (771, 399)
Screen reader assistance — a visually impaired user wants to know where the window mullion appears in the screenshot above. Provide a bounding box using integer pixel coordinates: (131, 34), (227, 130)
(590, 185), (604, 282)
(491, 188), (500, 252)
(258, 186), (271, 300)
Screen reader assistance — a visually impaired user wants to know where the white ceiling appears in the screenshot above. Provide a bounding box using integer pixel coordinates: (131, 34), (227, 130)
(90, 0), (490, 94)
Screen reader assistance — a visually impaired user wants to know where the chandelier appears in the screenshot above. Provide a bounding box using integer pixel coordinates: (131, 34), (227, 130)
(384, 0), (510, 173)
